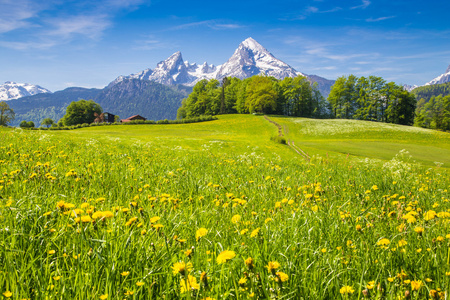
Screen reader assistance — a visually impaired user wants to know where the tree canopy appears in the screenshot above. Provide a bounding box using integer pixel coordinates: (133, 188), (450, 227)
(415, 95), (450, 131)
(60, 99), (102, 126)
(41, 118), (54, 128)
(178, 75), (328, 119)
(327, 75), (416, 125)
(0, 101), (15, 126)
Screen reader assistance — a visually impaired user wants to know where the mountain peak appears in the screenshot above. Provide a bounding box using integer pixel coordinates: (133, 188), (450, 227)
(107, 37), (319, 90)
(425, 63), (450, 86)
(0, 81), (51, 101)
(241, 37), (262, 48)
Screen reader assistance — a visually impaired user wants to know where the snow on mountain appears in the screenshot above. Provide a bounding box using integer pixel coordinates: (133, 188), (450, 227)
(0, 81), (51, 101)
(403, 84), (419, 92)
(215, 37), (305, 80)
(425, 64), (450, 86)
(108, 37), (309, 89)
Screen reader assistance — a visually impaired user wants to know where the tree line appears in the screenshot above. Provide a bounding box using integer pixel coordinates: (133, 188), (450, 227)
(177, 75), (329, 119)
(327, 75), (416, 125)
(415, 95), (450, 131)
(412, 82), (450, 102)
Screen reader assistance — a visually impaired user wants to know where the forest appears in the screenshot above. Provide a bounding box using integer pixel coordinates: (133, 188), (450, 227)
(179, 74), (418, 127)
(177, 75), (329, 119)
(327, 75), (416, 125)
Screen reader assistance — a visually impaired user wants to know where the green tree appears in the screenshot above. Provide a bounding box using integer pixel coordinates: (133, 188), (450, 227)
(27, 121), (35, 128)
(245, 76), (277, 113)
(61, 99), (102, 126)
(0, 101), (15, 126)
(41, 118), (54, 128)
(19, 120), (29, 128)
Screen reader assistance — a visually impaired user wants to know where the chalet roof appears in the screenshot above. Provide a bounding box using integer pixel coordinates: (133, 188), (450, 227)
(121, 115), (147, 122)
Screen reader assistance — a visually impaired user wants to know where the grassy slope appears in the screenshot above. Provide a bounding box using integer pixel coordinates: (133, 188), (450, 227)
(56, 115), (292, 159)
(6, 114), (449, 166)
(272, 117), (450, 167)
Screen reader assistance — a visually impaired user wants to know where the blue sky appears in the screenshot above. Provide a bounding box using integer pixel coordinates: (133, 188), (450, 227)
(1, 0), (449, 91)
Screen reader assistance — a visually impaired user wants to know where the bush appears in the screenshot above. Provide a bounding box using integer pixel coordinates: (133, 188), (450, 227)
(270, 135), (287, 145)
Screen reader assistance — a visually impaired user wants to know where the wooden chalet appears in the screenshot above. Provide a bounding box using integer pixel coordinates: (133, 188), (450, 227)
(120, 115), (147, 123)
(94, 112), (116, 123)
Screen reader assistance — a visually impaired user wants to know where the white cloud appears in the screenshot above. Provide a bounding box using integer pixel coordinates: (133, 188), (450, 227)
(169, 20), (244, 31)
(350, 0), (371, 10)
(366, 16), (395, 22)
(45, 15), (111, 40)
(0, 0), (44, 33)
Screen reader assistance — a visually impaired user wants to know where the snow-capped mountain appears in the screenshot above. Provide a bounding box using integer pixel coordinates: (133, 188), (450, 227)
(215, 37), (305, 80)
(403, 84), (419, 92)
(108, 51), (219, 88)
(0, 81), (51, 101)
(425, 64), (450, 86)
(109, 37), (312, 89)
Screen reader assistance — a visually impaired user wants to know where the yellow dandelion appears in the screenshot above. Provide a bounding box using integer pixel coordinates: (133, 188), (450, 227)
(195, 228), (208, 241)
(244, 257), (254, 269)
(99, 294), (108, 300)
(231, 214), (241, 224)
(172, 261), (193, 276)
(424, 210), (437, 221)
(376, 238), (390, 246)
(340, 286), (355, 295)
(366, 281), (375, 289)
(414, 226), (424, 234)
(150, 216), (160, 223)
(238, 277), (247, 285)
(121, 271), (130, 276)
(411, 280), (422, 291)
(275, 271), (289, 282)
(2, 291), (12, 298)
(250, 228), (260, 238)
(136, 281), (145, 286)
(398, 239), (407, 247)
(266, 261), (280, 273)
(216, 250), (236, 264)
(180, 275), (200, 293)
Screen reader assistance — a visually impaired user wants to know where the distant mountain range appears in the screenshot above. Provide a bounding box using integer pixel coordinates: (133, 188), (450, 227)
(108, 37), (333, 97)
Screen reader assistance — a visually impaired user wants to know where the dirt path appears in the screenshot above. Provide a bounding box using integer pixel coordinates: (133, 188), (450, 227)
(263, 115), (310, 161)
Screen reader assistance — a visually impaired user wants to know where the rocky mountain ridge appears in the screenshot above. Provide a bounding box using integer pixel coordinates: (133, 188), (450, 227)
(0, 81), (51, 101)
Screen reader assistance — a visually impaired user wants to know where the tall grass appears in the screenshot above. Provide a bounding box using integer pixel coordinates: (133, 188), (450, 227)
(0, 118), (449, 299)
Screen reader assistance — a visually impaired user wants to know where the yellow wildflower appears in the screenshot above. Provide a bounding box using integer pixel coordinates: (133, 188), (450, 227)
(340, 286), (354, 295)
(180, 275), (200, 293)
(216, 250), (236, 264)
(250, 228), (260, 238)
(275, 271), (289, 282)
(410, 280), (422, 291)
(266, 261), (280, 273)
(172, 261), (192, 275)
(376, 238), (390, 246)
(195, 228), (208, 241)
(2, 291), (12, 298)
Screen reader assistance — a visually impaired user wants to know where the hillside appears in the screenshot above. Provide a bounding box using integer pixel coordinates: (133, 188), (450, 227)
(412, 81), (450, 101)
(7, 87), (102, 127)
(95, 79), (191, 121)
(47, 114), (450, 167)
(7, 80), (191, 126)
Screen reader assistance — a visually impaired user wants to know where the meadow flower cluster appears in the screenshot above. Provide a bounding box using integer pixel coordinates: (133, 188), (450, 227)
(0, 128), (449, 299)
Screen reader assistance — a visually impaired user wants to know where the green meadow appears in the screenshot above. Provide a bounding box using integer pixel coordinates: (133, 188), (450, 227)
(0, 115), (449, 299)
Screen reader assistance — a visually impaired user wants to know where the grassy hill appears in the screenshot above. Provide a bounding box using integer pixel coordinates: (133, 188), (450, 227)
(1, 115), (449, 299)
(55, 114), (450, 167)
